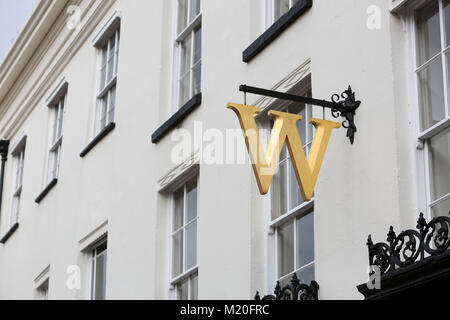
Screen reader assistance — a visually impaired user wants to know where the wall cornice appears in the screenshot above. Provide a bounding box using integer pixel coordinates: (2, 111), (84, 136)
(0, 0), (68, 106)
(0, 0), (116, 139)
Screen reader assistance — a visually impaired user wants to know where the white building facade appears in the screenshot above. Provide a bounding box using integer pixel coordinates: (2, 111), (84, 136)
(0, 0), (448, 300)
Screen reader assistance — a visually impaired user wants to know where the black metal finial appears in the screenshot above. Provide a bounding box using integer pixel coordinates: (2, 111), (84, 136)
(387, 226), (396, 244)
(367, 235), (374, 248)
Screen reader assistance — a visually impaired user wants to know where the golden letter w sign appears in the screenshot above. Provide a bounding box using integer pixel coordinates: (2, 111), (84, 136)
(227, 103), (340, 201)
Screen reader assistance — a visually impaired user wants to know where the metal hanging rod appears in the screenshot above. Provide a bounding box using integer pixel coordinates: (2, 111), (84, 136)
(239, 84), (362, 144)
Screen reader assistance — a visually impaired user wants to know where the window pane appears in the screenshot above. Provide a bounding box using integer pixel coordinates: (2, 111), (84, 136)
(415, 0), (441, 66)
(192, 27), (201, 95)
(275, 0), (290, 20)
(94, 252), (107, 300)
(417, 58), (445, 130)
(186, 179), (198, 223)
(115, 30), (120, 74)
(96, 241), (107, 255)
(296, 212), (314, 268)
(429, 129), (450, 201)
(10, 197), (19, 226)
(190, 274), (198, 300)
(97, 98), (108, 134)
(55, 146), (61, 179)
(107, 37), (116, 83)
(271, 161), (287, 220)
(179, 34), (192, 107)
(14, 157), (20, 185)
(180, 34), (192, 78)
(189, 0), (200, 22)
(186, 221), (197, 270)
(173, 187), (184, 231)
(193, 27), (201, 63)
(289, 160), (303, 210)
(18, 151), (25, 187)
(447, 52), (450, 113)
(51, 107), (58, 144)
(108, 85), (116, 123)
(179, 75), (190, 107)
(177, 0), (188, 34)
(172, 230), (183, 277)
(177, 278), (189, 300)
(277, 220), (295, 278)
(47, 151), (56, 182)
(297, 263), (315, 285)
(193, 63), (201, 97)
(100, 47), (107, 88)
(444, 0), (450, 47)
(56, 99), (64, 139)
(431, 197), (450, 217)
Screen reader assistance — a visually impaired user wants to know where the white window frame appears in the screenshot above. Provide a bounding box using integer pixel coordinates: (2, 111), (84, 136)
(90, 238), (107, 300)
(169, 175), (199, 300)
(265, 0), (299, 28)
(9, 135), (26, 228)
(406, 0), (450, 220)
(172, 0), (202, 113)
(34, 265), (50, 300)
(93, 15), (121, 136)
(45, 81), (68, 185)
(256, 78), (316, 288)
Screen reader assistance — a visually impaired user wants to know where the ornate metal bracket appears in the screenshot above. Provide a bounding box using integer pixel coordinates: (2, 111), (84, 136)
(240, 85), (361, 144)
(255, 273), (319, 300)
(366, 212), (450, 276)
(330, 86), (361, 144)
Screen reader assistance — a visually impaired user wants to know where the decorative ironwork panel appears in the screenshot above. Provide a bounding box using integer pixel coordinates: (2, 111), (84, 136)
(255, 273), (319, 301)
(366, 212), (450, 276)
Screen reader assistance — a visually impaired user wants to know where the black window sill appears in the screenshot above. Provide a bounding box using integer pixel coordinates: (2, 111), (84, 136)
(80, 122), (116, 158)
(243, 0), (313, 63)
(152, 93), (202, 144)
(35, 178), (58, 204)
(0, 223), (19, 245)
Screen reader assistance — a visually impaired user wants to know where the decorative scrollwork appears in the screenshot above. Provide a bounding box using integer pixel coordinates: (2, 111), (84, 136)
(366, 212), (450, 276)
(255, 273), (319, 301)
(331, 86), (361, 144)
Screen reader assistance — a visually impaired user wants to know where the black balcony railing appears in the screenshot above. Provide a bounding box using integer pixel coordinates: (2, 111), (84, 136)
(358, 211), (450, 300)
(366, 212), (450, 275)
(255, 273), (319, 300)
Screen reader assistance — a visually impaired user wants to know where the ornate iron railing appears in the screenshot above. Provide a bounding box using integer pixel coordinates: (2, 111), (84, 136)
(255, 273), (319, 300)
(367, 212), (450, 276)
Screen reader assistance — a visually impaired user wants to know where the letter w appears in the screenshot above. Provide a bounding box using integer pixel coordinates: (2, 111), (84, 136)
(227, 103), (340, 201)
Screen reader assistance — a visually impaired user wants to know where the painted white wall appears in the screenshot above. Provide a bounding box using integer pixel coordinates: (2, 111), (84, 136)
(0, 0), (418, 300)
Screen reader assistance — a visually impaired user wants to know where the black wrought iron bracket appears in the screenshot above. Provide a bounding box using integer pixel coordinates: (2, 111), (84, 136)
(240, 85), (362, 144)
(255, 273), (319, 301)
